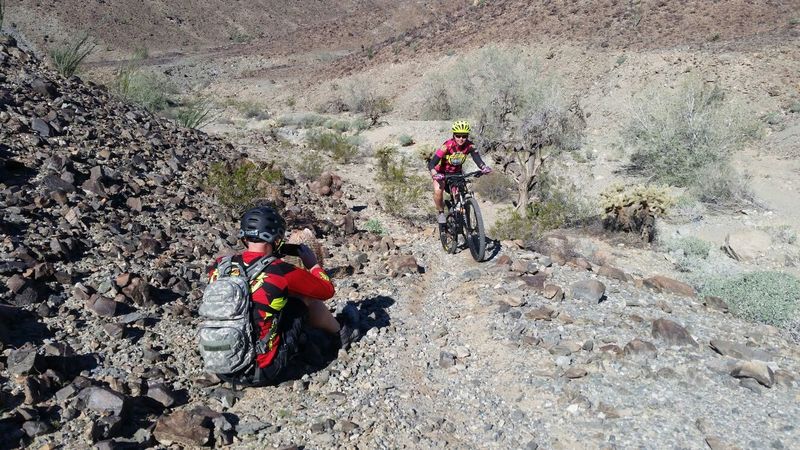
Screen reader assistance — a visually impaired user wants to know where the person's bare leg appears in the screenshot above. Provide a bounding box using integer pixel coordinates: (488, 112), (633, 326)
(433, 180), (444, 212)
(301, 297), (340, 334)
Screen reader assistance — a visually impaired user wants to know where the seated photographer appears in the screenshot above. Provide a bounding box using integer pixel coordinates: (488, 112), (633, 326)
(206, 206), (358, 386)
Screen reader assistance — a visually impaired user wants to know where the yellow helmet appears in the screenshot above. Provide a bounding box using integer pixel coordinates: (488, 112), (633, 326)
(451, 120), (471, 134)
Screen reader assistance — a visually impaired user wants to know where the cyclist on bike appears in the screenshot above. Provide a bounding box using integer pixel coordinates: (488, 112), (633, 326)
(429, 120), (492, 232)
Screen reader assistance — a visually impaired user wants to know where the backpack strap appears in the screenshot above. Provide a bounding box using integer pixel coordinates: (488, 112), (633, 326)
(215, 255), (235, 277)
(237, 254), (280, 356)
(244, 255), (276, 281)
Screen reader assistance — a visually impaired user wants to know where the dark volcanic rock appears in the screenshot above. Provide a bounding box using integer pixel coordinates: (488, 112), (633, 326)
(79, 386), (129, 417)
(8, 345), (42, 375)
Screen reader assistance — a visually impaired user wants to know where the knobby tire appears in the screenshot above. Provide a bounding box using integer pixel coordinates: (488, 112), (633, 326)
(464, 197), (486, 261)
(440, 213), (459, 254)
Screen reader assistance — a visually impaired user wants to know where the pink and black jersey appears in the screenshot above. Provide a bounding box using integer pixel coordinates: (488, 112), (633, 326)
(428, 138), (487, 174)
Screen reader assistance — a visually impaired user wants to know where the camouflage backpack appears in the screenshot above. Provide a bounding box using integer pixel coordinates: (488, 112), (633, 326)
(197, 255), (275, 375)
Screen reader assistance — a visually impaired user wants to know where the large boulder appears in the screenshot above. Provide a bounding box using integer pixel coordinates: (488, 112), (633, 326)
(723, 229), (772, 261)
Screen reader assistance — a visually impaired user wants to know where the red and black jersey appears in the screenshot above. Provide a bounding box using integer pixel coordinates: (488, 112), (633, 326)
(208, 251), (334, 368)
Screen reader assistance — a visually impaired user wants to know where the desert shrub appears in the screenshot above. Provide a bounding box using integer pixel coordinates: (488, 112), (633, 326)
(665, 236), (711, 259)
(49, 33), (95, 77)
(364, 218), (386, 235)
(491, 172), (592, 240)
(624, 78), (760, 203)
(306, 130), (360, 163)
(762, 225), (798, 245)
(350, 117), (370, 132)
(398, 134), (414, 147)
(112, 52), (174, 111)
(664, 235), (712, 273)
(420, 46), (585, 213)
(472, 172), (515, 203)
(374, 145), (398, 175)
(691, 162), (754, 207)
(205, 160), (284, 211)
(278, 113), (326, 128)
(415, 144), (437, 164)
(669, 195), (706, 223)
(226, 100), (269, 120)
(703, 271), (800, 328)
(292, 149), (324, 182)
(0, 0), (5, 29)
(491, 208), (537, 242)
(600, 184), (674, 242)
(376, 151), (427, 217)
(789, 102), (800, 114)
(174, 98), (215, 129)
(229, 30), (252, 43)
(324, 118), (351, 133)
(342, 78), (392, 126)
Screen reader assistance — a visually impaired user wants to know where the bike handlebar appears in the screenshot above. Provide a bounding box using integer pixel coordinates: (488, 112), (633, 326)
(443, 171), (483, 180)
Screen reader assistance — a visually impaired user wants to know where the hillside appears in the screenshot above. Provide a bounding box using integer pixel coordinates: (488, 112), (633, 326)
(5, 0), (462, 57)
(2, 1), (800, 449)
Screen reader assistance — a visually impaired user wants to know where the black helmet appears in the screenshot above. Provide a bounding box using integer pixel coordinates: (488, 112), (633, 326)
(238, 206), (285, 243)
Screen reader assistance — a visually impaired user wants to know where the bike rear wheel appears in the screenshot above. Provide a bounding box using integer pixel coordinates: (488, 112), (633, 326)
(440, 212), (459, 254)
(464, 197), (486, 261)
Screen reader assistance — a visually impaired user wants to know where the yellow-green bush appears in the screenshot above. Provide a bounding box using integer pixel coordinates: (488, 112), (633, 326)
(375, 150), (427, 217)
(600, 183), (673, 241)
(205, 160), (283, 211)
(306, 130), (360, 163)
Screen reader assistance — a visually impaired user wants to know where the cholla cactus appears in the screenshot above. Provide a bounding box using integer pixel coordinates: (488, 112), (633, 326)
(599, 184), (674, 242)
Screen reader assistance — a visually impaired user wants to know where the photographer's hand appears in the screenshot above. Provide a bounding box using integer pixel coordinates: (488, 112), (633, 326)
(298, 244), (319, 270)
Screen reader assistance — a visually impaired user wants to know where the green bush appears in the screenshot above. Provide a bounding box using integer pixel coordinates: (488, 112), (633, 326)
(491, 172), (592, 241)
(364, 218), (386, 235)
(703, 271), (800, 328)
(324, 118), (351, 133)
(49, 33), (95, 77)
(624, 78), (761, 204)
(112, 52), (175, 111)
(491, 208), (536, 242)
(691, 162), (754, 206)
(306, 130), (360, 163)
(175, 98), (215, 129)
(205, 160), (283, 211)
(665, 236), (711, 259)
(277, 113), (327, 128)
(398, 134), (414, 146)
(226, 99), (269, 120)
(290, 148), (325, 182)
(472, 172), (516, 203)
(376, 151), (427, 217)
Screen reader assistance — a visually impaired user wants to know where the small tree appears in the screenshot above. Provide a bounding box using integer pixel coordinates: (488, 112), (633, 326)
(421, 46), (586, 214)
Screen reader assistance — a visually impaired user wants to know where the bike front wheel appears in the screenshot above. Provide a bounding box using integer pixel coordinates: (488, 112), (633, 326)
(464, 197), (486, 261)
(440, 212), (459, 254)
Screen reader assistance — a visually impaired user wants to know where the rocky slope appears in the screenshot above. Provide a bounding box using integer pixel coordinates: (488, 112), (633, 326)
(0, 35), (384, 448)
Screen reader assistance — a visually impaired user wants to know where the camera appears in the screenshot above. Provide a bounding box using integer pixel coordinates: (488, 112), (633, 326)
(277, 242), (301, 256)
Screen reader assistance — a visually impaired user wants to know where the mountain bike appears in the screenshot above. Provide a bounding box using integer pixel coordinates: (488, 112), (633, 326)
(439, 171), (486, 261)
